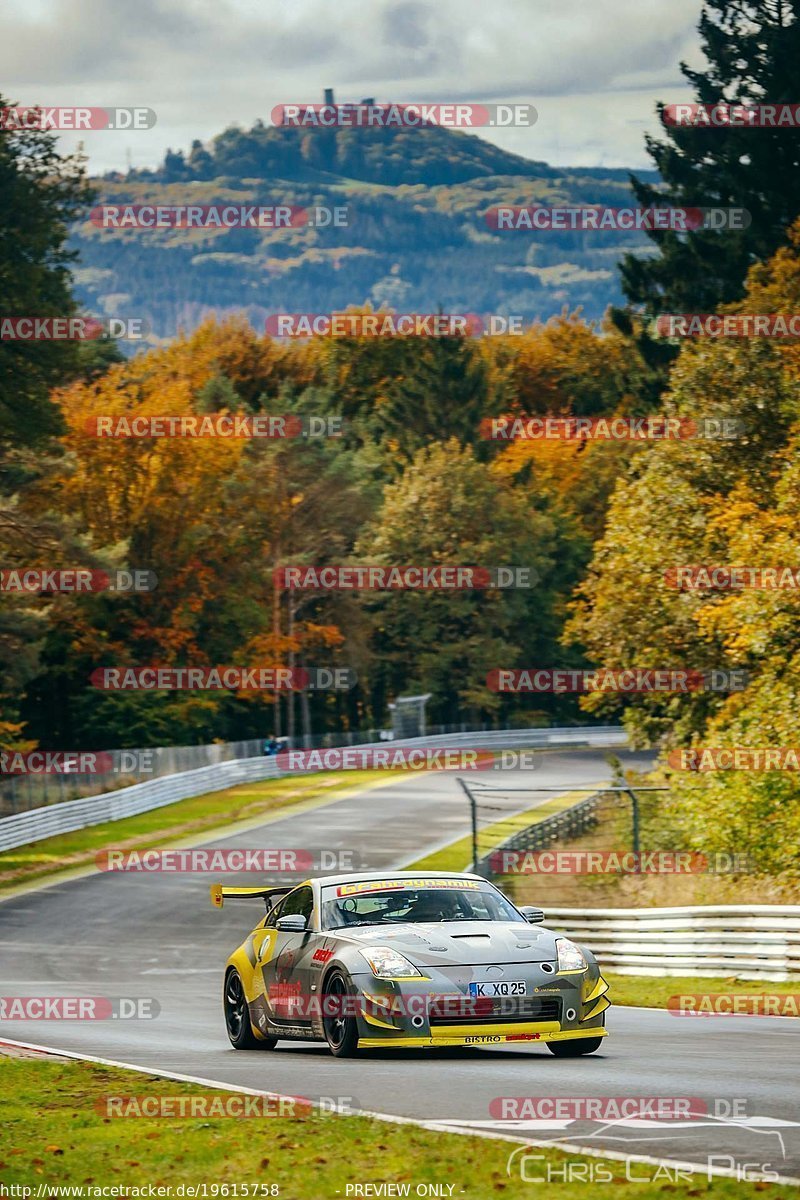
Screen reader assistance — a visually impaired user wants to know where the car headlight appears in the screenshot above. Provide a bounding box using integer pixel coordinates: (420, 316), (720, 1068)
(556, 937), (587, 972)
(359, 947), (423, 979)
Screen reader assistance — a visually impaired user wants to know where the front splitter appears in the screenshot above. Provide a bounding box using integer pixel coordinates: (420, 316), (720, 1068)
(358, 1025), (608, 1049)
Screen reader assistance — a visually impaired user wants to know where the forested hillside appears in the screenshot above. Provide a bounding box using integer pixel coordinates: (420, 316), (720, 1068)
(70, 116), (658, 340)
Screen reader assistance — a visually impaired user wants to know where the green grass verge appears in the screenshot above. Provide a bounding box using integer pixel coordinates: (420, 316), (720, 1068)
(405, 789), (598, 873)
(0, 770), (395, 895)
(0, 1056), (789, 1198)
(605, 971), (800, 1014)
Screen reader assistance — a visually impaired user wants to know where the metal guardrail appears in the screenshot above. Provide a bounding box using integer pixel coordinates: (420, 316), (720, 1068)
(0, 725), (626, 853)
(545, 905), (800, 981)
(0, 723), (624, 815)
(0, 757), (282, 853)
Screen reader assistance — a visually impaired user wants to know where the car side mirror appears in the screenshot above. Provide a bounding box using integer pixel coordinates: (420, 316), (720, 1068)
(519, 906), (545, 924)
(276, 914), (307, 932)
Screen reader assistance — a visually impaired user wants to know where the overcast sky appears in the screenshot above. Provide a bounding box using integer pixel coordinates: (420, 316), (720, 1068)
(3, 0), (705, 174)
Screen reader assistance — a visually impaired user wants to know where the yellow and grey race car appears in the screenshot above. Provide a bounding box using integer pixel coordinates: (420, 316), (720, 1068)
(211, 870), (610, 1058)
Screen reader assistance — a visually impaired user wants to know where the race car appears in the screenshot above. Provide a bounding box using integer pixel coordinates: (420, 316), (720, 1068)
(211, 870), (610, 1057)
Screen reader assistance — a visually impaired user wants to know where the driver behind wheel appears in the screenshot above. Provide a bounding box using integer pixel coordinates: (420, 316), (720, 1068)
(409, 890), (461, 922)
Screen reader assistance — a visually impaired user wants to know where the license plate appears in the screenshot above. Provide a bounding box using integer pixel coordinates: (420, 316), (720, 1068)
(469, 980), (526, 997)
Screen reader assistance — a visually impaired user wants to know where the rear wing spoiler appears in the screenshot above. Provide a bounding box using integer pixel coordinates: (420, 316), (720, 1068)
(210, 884), (294, 911)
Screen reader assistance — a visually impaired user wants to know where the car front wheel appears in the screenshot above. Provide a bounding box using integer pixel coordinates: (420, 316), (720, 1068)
(323, 970), (360, 1057)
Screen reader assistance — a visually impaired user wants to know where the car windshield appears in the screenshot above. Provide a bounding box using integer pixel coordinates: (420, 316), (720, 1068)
(320, 880), (526, 930)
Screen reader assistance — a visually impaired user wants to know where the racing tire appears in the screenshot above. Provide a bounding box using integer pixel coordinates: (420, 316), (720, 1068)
(224, 969), (278, 1051)
(547, 1036), (603, 1057)
(322, 969), (360, 1058)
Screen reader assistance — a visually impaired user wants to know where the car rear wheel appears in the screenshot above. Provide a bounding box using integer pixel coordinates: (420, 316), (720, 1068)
(323, 970), (360, 1057)
(224, 969), (277, 1050)
(547, 1036), (603, 1057)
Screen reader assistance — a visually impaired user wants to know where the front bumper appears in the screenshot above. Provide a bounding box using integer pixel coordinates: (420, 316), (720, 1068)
(346, 968), (610, 1050)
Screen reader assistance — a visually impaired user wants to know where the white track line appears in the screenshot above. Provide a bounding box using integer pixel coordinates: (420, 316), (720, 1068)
(1, 1035), (798, 1187)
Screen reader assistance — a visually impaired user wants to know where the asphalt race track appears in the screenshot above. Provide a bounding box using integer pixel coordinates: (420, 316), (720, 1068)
(1, 749), (798, 1184)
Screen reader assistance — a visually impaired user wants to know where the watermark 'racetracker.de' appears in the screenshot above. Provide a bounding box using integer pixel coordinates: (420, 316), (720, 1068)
(89, 666), (356, 691)
(85, 414), (341, 439)
(0, 569), (156, 593)
(0, 106), (156, 130)
(485, 206), (751, 231)
(481, 416), (742, 440)
(90, 204), (348, 229)
(488, 668), (747, 693)
(275, 566), (534, 589)
(272, 101), (537, 128)
(1, 317), (147, 341)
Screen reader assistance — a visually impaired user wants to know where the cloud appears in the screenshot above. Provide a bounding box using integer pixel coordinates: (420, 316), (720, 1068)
(0, 0), (704, 172)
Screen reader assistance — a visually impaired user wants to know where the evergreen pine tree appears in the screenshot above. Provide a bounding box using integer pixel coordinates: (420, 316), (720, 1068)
(620, 0), (800, 319)
(382, 334), (500, 461)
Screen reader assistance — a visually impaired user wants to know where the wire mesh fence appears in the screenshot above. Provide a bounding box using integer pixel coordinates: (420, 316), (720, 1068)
(474, 792), (604, 873)
(462, 781), (674, 906)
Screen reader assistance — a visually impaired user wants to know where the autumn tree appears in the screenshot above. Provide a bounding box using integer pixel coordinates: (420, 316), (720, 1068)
(355, 440), (560, 724)
(569, 223), (800, 873)
(22, 321), (366, 747)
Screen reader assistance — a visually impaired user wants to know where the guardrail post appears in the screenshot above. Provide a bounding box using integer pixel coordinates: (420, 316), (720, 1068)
(627, 787), (641, 864)
(457, 777), (478, 873)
